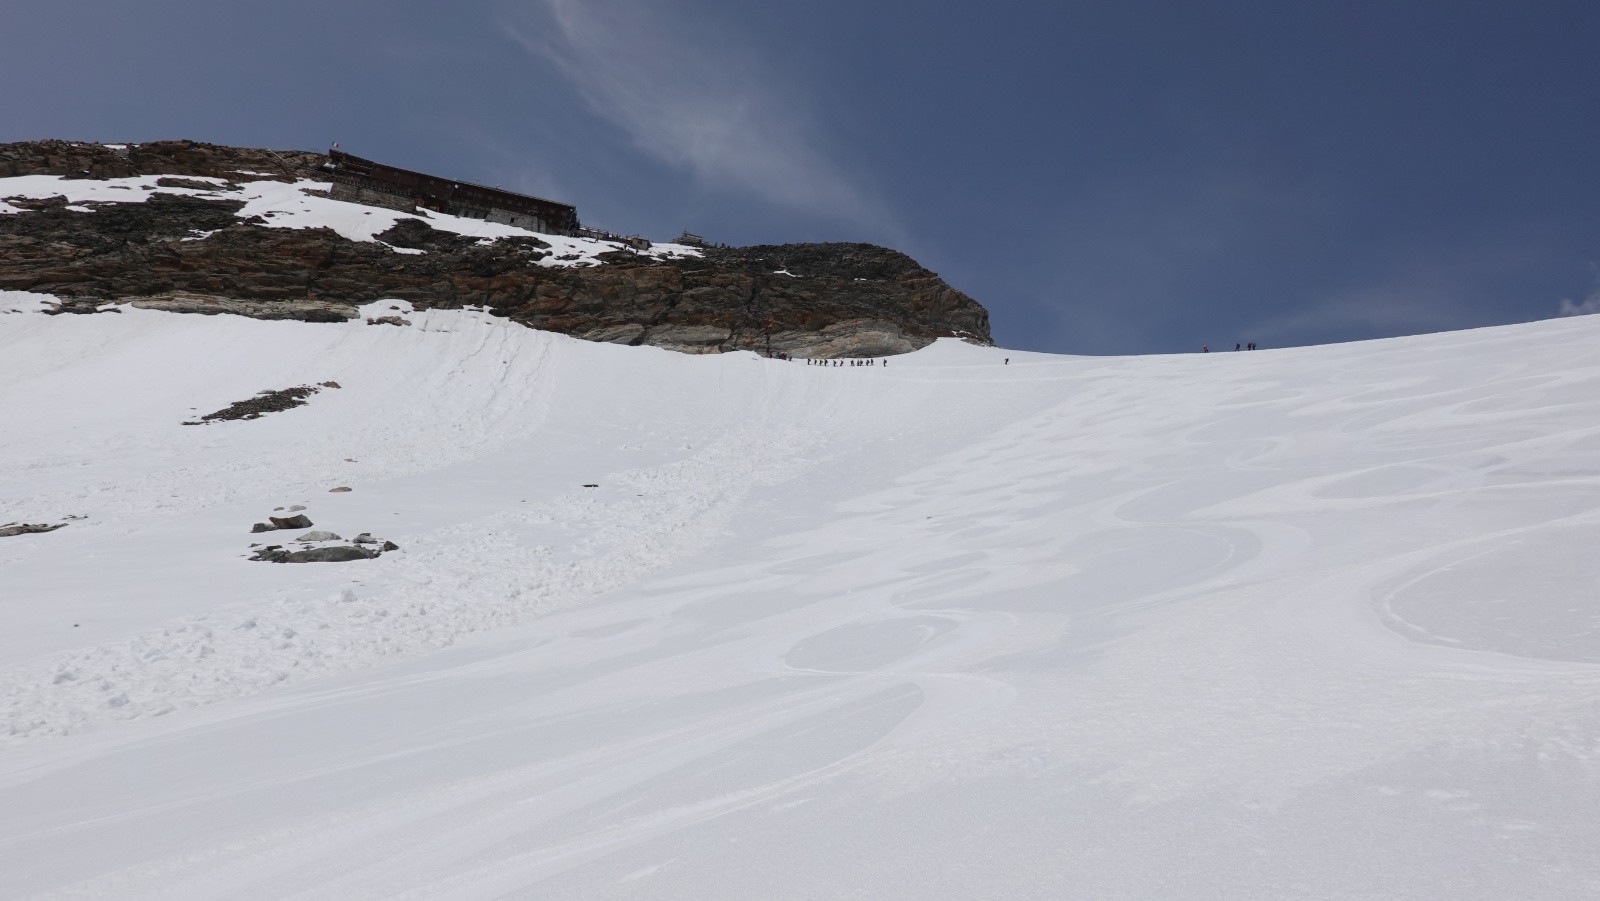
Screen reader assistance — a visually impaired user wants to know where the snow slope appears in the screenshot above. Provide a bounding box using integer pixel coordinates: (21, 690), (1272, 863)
(2, 299), (1598, 899)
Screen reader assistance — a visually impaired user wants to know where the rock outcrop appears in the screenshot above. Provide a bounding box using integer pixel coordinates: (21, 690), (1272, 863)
(0, 139), (323, 182)
(0, 139), (991, 356)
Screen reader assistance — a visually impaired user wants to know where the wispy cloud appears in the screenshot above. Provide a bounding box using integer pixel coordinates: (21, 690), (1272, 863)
(500, 1), (897, 236)
(1557, 268), (1600, 316)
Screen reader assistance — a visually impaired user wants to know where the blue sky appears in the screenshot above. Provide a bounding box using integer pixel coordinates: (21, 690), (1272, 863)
(4, 0), (1596, 354)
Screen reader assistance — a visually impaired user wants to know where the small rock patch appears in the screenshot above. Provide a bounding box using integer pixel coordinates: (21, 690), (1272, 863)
(252, 545), (376, 563)
(249, 533), (400, 563)
(183, 381), (340, 425)
(0, 522), (67, 538)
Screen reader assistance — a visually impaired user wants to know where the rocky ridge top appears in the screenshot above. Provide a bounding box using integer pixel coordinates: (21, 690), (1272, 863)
(0, 139), (323, 183)
(0, 139), (991, 356)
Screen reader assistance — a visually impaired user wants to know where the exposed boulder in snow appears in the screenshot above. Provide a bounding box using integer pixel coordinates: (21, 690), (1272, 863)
(0, 522), (65, 538)
(251, 544), (378, 563)
(266, 514), (312, 530)
(247, 529), (398, 562)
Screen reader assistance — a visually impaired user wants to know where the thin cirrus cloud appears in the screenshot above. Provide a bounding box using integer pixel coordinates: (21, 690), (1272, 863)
(500, 1), (898, 237)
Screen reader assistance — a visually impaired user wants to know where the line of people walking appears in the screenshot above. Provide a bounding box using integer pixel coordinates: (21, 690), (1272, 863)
(805, 358), (885, 367)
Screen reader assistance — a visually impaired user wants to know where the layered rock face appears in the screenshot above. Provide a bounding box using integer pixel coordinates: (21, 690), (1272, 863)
(0, 139), (323, 182)
(0, 139), (991, 356)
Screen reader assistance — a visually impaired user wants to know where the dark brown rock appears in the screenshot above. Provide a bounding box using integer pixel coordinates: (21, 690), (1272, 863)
(252, 545), (379, 563)
(0, 522), (65, 537)
(268, 514), (313, 529)
(1, 139), (992, 356)
(0, 139), (323, 182)
(186, 385), (321, 424)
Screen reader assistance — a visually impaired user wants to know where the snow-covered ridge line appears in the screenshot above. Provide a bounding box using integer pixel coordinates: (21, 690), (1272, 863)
(0, 174), (701, 268)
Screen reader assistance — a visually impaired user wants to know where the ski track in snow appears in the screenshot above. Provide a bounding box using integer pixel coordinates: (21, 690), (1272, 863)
(3, 299), (1600, 899)
(0, 301), (827, 744)
(0, 420), (818, 744)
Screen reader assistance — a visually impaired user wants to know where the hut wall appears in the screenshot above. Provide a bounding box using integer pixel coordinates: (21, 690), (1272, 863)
(325, 150), (578, 235)
(329, 181), (417, 214)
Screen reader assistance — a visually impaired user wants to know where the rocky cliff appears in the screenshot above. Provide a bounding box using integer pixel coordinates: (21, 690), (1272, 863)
(0, 139), (991, 356)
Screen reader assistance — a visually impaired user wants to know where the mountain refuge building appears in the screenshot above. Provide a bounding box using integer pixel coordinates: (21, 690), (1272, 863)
(324, 149), (579, 236)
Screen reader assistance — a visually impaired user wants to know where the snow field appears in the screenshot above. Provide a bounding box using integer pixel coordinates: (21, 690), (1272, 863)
(1, 302), (1599, 898)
